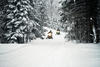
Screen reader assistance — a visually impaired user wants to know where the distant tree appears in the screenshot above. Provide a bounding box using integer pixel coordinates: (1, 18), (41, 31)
(29, 0), (48, 36)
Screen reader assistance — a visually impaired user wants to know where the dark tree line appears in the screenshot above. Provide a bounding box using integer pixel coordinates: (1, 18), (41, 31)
(61, 0), (100, 43)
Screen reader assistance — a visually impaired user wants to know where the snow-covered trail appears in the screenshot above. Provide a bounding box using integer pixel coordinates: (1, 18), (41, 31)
(0, 27), (100, 67)
(0, 43), (100, 67)
(30, 27), (66, 45)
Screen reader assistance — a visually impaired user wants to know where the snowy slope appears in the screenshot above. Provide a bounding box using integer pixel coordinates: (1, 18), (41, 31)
(0, 27), (100, 67)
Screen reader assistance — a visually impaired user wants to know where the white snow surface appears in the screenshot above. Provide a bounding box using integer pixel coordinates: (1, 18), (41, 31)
(0, 27), (100, 67)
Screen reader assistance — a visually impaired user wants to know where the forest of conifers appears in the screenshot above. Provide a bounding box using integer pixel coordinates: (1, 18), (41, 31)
(0, 0), (48, 43)
(61, 0), (100, 43)
(0, 0), (100, 43)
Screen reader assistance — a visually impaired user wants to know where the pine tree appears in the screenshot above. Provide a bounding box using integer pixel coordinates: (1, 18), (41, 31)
(34, 0), (48, 34)
(1, 0), (36, 43)
(29, 0), (48, 37)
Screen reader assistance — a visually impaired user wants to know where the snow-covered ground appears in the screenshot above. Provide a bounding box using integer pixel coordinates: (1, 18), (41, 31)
(0, 27), (100, 67)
